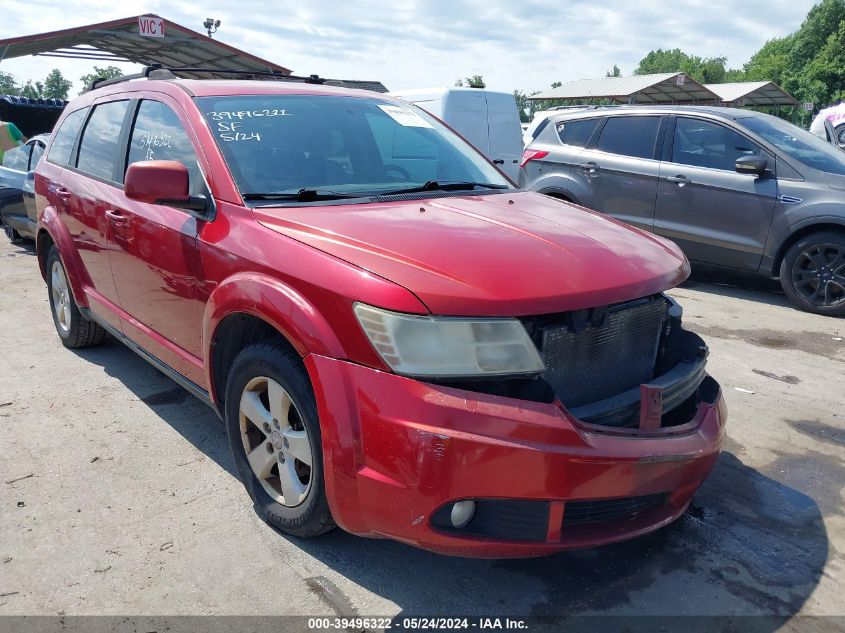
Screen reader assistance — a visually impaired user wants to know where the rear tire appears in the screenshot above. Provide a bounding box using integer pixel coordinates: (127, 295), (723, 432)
(780, 231), (845, 317)
(224, 342), (335, 538)
(46, 246), (107, 348)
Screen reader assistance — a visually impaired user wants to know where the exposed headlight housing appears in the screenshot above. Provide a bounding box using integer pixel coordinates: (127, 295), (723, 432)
(354, 303), (545, 378)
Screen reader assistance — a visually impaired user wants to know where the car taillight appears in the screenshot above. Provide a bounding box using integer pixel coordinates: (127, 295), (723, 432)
(520, 149), (548, 168)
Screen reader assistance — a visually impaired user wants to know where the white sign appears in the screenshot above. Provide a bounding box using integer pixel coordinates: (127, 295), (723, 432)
(138, 16), (165, 38)
(676, 74), (685, 86)
(378, 105), (433, 128)
(803, 102), (814, 111)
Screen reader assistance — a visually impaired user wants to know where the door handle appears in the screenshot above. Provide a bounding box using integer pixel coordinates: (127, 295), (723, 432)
(666, 175), (690, 186)
(56, 188), (71, 200)
(578, 162), (598, 173)
(105, 209), (127, 225)
(492, 159), (505, 165)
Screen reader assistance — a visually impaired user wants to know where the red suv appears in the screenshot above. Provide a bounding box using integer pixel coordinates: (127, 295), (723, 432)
(35, 72), (726, 557)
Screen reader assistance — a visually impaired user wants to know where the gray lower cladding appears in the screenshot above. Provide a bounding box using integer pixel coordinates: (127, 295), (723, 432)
(568, 328), (708, 428)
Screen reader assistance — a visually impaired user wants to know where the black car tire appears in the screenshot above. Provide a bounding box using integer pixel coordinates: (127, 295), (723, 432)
(46, 246), (108, 348)
(224, 342), (335, 538)
(780, 231), (845, 317)
(4, 224), (20, 243)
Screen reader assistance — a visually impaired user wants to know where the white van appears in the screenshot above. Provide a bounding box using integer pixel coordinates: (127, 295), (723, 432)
(388, 87), (523, 181)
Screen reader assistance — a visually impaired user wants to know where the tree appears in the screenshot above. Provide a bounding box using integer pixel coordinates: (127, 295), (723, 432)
(42, 69), (71, 99)
(465, 75), (485, 89)
(551, 81), (562, 89)
(634, 48), (728, 84)
(0, 71), (20, 95)
(742, 36), (793, 84)
(605, 65), (621, 77)
(79, 66), (124, 94)
(20, 80), (43, 99)
(13, 69), (71, 100)
(454, 78), (463, 87)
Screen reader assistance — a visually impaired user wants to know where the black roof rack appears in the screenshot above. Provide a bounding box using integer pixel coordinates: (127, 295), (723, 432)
(85, 65), (325, 93)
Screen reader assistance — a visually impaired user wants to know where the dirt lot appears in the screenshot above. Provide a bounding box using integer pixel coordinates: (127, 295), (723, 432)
(0, 236), (843, 628)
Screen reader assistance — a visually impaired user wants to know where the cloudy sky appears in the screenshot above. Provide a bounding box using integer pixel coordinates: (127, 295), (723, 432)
(0, 0), (818, 96)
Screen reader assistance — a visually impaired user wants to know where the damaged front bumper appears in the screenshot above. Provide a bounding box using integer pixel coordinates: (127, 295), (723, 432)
(306, 348), (726, 558)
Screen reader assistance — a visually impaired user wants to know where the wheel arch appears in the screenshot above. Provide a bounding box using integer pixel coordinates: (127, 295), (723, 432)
(36, 210), (89, 308)
(203, 272), (346, 407)
(539, 188), (576, 203)
(771, 221), (845, 278)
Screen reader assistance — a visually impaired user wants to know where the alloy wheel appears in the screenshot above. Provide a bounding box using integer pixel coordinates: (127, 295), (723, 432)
(51, 260), (71, 333)
(790, 242), (845, 308)
(238, 376), (313, 506)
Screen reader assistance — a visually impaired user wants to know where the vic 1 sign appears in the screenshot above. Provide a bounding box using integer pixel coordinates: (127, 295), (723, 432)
(138, 16), (165, 38)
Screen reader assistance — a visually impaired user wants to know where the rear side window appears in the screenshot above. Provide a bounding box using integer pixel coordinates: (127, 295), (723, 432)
(2, 144), (30, 171)
(127, 100), (204, 194)
(596, 116), (661, 159)
(77, 101), (130, 181)
(672, 117), (761, 171)
(47, 108), (88, 166)
(555, 118), (599, 147)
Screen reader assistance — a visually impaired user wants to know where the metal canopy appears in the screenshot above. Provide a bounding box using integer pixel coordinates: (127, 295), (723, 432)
(703, 81), (799, 106)
(528, 73), (719, 104)
(0, 14), (291, 79)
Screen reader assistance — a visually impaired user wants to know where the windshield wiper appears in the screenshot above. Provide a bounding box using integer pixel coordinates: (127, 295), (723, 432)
(243, 188), (361, 202)
(377, 181), (510, 196)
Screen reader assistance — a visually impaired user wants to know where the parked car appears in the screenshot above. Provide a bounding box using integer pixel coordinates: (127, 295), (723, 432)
(0, 134), (48, 241)
(523, 106), (600, 147)
(35, 74), (725, 558)
(810, 103), (845, 147)
(389, 87), (523, 181)
(520, 106), (845, 316)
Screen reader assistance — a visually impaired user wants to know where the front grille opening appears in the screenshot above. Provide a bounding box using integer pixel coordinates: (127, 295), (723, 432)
(563, 493), (669, 527)
(531, 295), (668, 409)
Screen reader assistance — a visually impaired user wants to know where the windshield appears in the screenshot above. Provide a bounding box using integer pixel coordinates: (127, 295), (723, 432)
(741, 114), (845, 176)
(196, 94), (512, 201)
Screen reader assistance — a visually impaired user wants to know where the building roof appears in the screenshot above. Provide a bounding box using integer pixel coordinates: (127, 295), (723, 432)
(0, 14), (291, 79)
(528, 73), (719, 104)
(703, 81), (798, 106)
(324, 79), (388, 93)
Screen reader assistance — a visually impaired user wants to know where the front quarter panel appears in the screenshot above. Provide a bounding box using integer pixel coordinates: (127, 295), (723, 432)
(762, 178), (845, 275)
(199, 202), (429, 401)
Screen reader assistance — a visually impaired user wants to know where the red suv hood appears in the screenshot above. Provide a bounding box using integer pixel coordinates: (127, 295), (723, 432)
(253, 191), (689, 316)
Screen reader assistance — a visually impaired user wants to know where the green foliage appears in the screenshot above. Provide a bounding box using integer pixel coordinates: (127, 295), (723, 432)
(20, 80), (43, 99)
(630, 0), (845, 112)
(78, 66), (124, 94)
(465, 75), (485, 89)
(0, 71), (20, 95)
(606, 65), (621, 77)
(42, 69), (71, 99)
(550, 81), (562, 89)
(743, 36), (794, 84)
(513, 89), (543, 122)
(3, 69), (71, 100)
(634, 48), (727, 84)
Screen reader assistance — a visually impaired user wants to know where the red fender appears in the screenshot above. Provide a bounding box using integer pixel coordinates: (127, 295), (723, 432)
(37, 207), (90, 308)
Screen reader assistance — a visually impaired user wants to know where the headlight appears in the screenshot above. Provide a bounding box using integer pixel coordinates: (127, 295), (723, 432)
(354, 303), (545, 378)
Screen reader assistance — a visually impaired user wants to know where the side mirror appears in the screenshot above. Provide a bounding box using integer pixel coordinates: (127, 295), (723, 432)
(125, 160), (210, 214)
(735, 155), (768, 176)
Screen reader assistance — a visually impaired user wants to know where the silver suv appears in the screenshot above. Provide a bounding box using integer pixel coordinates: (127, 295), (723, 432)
(519, 106), (845, 317)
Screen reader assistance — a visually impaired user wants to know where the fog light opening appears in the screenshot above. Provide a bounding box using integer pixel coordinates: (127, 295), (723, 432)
(450, 500), (476, 528)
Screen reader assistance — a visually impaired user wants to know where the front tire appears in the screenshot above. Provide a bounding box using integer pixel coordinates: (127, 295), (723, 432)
(224, 342), (335, 538)
(780, 231), (845, 317)
(4, 224), (20, 243)
(46, 246), (107, 348)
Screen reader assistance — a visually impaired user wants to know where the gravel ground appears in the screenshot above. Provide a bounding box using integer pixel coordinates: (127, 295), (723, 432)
(0, 237), (843, 630)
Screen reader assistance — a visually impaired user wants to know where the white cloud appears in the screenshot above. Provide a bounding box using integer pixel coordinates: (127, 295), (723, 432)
(0, 0), (817, 96)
